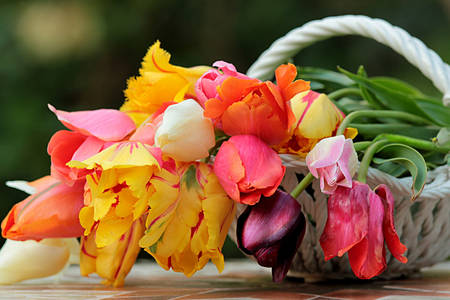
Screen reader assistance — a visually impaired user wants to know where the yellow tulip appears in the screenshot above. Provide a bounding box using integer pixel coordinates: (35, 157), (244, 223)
(121, 41), (210, 125)
(80, 218), (144, 287)
(276, 91), (357, 157)
(69, 142), (161, 286)
(139, 161), (236, 277)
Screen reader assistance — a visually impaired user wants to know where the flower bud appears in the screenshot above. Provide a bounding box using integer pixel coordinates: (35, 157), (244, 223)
(155, 99), (215, 161)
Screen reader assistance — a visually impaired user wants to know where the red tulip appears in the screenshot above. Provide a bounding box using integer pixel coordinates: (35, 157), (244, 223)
(320, 182), (407, 279)
(237, 189), (306, 282)
(214, 135), (285, 205)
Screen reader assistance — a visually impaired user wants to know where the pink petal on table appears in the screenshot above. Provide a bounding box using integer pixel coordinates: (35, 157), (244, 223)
(48, 104), (136, 141)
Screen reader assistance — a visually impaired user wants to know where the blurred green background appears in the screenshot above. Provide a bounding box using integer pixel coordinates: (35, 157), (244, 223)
(0, 0), (449, 257)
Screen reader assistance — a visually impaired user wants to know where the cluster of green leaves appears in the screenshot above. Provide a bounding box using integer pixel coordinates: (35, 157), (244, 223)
(298, 66), (450, 200)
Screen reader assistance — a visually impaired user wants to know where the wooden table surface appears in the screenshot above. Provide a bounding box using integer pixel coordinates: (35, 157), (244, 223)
(0, 259), (449, 299)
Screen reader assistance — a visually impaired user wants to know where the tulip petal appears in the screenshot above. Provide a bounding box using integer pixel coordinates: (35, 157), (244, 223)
(47, 130), (87, 182)
(2, 179), (85, 241)
(348, 191), (386, 279)
(0, 239), (72, 284)
(68, 142), (161, 171)
(5, 176), (57, 195)
(215, 135), (284, 205)
(80, 218), (145, 287)
(275, 63), (310, 101)
(235, 135), (285, 200)
(213, 141), (245, 202)
(48, 104), (136, 141)
(375, 184), (408, 263)
(306, 135), (345, 171)
(336, 138), (359, 188)
(272, 210), (306, 283)
(237, 190), (302, 252)
(71, 136), (105, 163)
(155, 99), (215, 162)
(320, 183), (369, 260)
(237, 190), (306, 282)
(141, 162), (234, 277)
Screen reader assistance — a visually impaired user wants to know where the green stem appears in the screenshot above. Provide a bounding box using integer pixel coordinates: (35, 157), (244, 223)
(328, 88), (362, 100)
(354, 141), (373, 152)
(290, 173), (314, 199)
(357, 140), (389, 183)
(373, 134), (450, 154)
(336, 110), (433, 136)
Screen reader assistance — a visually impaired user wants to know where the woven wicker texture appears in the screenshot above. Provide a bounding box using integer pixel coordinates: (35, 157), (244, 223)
(229, 15), (450, 280)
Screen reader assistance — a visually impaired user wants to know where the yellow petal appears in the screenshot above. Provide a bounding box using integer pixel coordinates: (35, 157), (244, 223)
(69, 142), (161, 171)
(79, 206), (95, 236)
(80, 219), (145, 287)
(140, 162), (235, 276)
(296, 93), (342, 139)
(95, 213), (133, 247)
(114, 189), (136, 218)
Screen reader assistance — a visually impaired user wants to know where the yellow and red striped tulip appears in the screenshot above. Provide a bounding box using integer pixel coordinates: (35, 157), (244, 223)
(277, 91), (357, 157)
(121, 41), (210, 125)
(139, 161), (236, 277)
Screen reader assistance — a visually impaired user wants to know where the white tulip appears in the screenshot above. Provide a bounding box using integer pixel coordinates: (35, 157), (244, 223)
(0, 238), (79, 284)
(155, 99), (215, 161)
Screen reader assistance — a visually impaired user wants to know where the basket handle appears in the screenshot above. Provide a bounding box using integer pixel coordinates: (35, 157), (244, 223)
(247, 15), (450, 106)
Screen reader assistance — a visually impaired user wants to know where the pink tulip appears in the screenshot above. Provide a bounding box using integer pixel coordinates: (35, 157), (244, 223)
(237, 189), (306, 282)
(47, 105), (136, 184)
(306, 135), (358, 194)
(320, 182), (407, 279)
(195, 61), (251, 107)
(214, 135), (285, 205)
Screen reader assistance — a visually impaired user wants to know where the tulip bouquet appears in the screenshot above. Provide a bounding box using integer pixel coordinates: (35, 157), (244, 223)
(1, 41), (449, 287)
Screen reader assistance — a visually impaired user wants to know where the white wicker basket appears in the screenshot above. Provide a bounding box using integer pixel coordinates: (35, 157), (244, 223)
(229, 15), (450, 281)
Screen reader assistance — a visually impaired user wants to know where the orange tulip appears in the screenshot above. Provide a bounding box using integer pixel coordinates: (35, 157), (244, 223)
(204, 63), (309, 145)
(2, 176), (84, 241)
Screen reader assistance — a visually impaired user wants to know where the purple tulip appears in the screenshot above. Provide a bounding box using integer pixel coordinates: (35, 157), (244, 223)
(236, 189), (306, 282)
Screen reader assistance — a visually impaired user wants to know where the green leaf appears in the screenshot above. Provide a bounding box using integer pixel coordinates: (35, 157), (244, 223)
(182, 165), (199, 190)
(336, 97), (370, 114)
(357, 66), (385, 109)
(373, 159), (407, 177)
(374, 143), (427, 201)
(415, 100), (450, 127)
(309, 81), (325, 90)
(370, 77), (424, 97)
(298, 66), (354, 87)
(338, 67), (450, 126)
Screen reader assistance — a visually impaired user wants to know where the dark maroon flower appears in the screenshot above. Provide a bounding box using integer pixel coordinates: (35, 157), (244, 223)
(237, 189), (306, 282)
